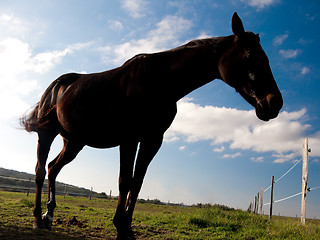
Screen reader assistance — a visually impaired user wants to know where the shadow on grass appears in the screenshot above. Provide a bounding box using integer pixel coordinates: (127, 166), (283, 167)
(0, 225), (117, 240)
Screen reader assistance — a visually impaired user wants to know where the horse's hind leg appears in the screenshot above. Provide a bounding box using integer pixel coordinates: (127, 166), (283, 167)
(42, 138), (83, 229)
(33, 131), (57, 229)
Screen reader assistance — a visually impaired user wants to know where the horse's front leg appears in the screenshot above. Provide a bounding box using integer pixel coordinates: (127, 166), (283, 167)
(114, 141), (138, 239)
(123, 136), (163, 238)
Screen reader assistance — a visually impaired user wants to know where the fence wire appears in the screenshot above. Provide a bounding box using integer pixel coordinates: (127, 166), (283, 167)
(309, 186), (320, 191)
(264, 157), (302, 192)
(263, 185), (320, 206)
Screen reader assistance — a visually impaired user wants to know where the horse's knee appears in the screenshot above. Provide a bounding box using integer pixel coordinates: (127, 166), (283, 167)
(35, 168), (46, 184)
(118, 176), (133, 192)
(33, 205), (42, 218)
(47, 198), (56, 209)
(47, 164), (59, 186)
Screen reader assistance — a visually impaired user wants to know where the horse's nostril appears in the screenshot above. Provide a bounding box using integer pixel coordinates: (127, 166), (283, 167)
(267, 93), (283, 111)
(266, 94), (274, 106)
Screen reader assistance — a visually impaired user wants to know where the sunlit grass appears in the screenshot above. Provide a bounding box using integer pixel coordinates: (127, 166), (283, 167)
(0, 191), (319, 239)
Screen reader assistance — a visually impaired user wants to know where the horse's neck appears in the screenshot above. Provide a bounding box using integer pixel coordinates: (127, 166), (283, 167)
(163, 35), (234, 101)
(118, 35), (234, 102)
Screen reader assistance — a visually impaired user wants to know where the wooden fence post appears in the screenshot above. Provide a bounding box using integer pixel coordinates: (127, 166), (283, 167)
(260, 186), (263, 216)
(256, 192), (259, 214)
(254, 196), (257, 213)
(269, 176), (274, 220)
(252, 199), (254, 213)
(90, 187), (93, 200)
(64, 184), (67, 198)
(27, 178), (31, 196)
(301, 138), (309, 225)
(248, 202), (252, 213)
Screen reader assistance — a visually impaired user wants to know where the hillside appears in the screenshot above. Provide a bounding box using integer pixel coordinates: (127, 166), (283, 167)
(0, 167), (107, 198)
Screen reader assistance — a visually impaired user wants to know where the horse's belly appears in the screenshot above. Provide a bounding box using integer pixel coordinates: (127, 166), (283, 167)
(57, 95), (177, 148)
(79, 122), (130, 148)
(59, 112), (131, 148)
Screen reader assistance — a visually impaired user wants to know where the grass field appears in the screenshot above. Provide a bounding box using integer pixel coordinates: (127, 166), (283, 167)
(0, 191), (319, 239)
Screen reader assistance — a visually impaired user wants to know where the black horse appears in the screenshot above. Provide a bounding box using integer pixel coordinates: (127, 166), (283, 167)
(21, 12), (282, 239)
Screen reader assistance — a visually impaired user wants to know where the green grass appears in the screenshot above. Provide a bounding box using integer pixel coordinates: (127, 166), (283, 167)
(0, 191), (319, 239)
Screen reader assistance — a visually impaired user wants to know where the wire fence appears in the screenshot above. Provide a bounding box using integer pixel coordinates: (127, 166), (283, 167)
(261, 157), (320, 206)
(262, 157), (302, 205)
(263, 158), (303, 193)
(249, 139), (320, 221)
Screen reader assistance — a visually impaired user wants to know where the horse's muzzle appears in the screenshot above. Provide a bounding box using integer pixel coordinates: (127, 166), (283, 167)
(256, 93), (283, 121)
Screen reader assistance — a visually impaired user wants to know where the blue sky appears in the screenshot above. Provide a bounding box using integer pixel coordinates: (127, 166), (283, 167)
(0, 0), (319, 219)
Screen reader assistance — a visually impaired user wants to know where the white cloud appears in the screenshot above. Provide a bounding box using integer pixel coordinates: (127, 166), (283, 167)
(0, 38), (31, 77)
(222, 152), (242, 158)
(273, 34), (288, 46)
(279, 49), (302, 59)
(31, 42), (93, 73)
(0, 91), (31, 121)
(309, 132), (320, 156)
(0, 13), (28, 37)
(242, 0), (278, 10)
(121, 0), (147, 18)
(30, 48), (72, 73)
(195, 32), (212, 40)
(0, 38), (39, 118)
(165, 136), (180, 143)
(109, 20), (124, 31)
(179, 145), (186, 151)
(229, 109), (309, 153)
(213, 146), (225, 152)
(272, 152), (299, 163)
(165, 98), (258, 143)
(0, 38), (92, 120)
(104, 15), (192, 65)
(0, 10), (93, 120)
(251, 156), (264, 163)
(301, 67), (310, 75)
(0, 38), (92, 76)
(165, 98), (319, 158)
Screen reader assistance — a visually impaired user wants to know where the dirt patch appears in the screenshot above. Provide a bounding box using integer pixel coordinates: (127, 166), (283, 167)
(55, 216), (87, 228)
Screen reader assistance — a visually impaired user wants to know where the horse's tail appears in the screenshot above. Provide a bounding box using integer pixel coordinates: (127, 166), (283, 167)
(20, 73), (80, 133)
(20, 103), (41, 133)
(20, 102), (58, 133)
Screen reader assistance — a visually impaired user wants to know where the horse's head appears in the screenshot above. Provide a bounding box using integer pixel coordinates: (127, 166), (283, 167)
(218, 12), (283, 121)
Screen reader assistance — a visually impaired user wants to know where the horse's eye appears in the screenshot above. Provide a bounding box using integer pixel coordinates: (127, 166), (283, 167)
(250, 90), (256, 97)
(246, 51), (251, 59)
(248, 72), (255, 81)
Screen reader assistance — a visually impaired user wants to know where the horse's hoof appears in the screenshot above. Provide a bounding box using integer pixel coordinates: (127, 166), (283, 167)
(116, 236), (136, 240)
(42, 212), (53, 230)
(116, 231), (136, 240)
(33, 219), (45, 229)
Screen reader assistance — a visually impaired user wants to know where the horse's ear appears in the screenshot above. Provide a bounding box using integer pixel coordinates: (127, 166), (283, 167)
(231, 12), (245, 37)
